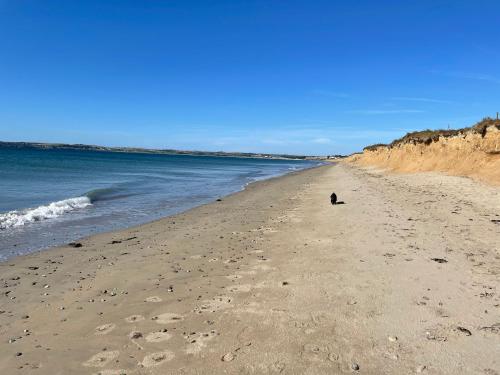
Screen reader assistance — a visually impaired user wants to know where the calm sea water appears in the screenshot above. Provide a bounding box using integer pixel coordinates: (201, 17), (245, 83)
(0, 147), (319, 260)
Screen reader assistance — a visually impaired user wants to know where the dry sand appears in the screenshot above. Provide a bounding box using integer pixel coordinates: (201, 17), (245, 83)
(1, 163), (499, 374)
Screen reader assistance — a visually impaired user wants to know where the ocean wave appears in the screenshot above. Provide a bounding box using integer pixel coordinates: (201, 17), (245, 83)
(0, 196), (92, 230)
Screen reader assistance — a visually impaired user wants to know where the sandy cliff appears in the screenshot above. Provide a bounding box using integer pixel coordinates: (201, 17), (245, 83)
(348, 118), (500, 185)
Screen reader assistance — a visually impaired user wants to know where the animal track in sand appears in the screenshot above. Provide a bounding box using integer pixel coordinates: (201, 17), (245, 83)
(140, 351), (174, 367)
(145, 296), (162, 303)
(194, 295), (232, 313)
(94, 323), (116, 335)
(83, 350), (120, 368)
(145, 330), (172, 343)
(152, 312), (184, 324)
(125, 314), (145, 323)
(184, 330), (218, 354)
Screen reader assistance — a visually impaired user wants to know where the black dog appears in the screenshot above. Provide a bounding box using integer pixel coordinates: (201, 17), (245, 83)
(330, 192), (337, 205)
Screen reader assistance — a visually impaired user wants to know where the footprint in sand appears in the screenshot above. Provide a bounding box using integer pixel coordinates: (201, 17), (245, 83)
(93, 370), (127, 375)
(140, 351), (174, 367)
(145, 330), (172, 343)
(228, 284), (253, 293)
(194, 295), (232, 313)
(94, 323), (116, 335)
(145, 296), (162, 303)
(83, 350), (120, 368)
(185, 330), (218, 354)
(125, 314), (145, 323)
(151, 312), (184, 324)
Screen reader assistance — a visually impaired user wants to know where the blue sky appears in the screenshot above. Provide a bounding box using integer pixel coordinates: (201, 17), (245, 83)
(1, 0), (499, 155)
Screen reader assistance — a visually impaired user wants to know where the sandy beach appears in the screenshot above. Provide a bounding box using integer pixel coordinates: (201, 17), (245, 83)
(1, 163), (499, 374)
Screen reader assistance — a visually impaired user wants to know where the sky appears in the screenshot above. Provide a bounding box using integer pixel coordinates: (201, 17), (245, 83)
(1, 0), (500, 155)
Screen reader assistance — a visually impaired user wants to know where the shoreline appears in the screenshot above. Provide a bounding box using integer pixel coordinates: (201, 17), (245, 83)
(0, 162), (325, 262)
(1, 163), (499, 374)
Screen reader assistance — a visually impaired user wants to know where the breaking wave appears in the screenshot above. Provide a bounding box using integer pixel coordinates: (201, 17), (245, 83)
(0, 196), (92, 230)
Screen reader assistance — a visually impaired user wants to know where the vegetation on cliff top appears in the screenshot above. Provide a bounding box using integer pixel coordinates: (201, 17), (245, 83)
(363, 117), (500, 151)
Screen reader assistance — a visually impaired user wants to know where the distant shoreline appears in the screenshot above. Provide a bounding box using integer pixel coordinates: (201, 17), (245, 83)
(0, 140), (327, 161)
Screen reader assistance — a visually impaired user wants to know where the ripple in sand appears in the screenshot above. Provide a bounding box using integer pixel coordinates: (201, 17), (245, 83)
(125, 314), (145, 323)
(94, 323), (116, 335)
(145, 296), (162, 303)
(83, 350), (120, 368)
(145, 331), (172, 343)
(152, 312), (184, 324)
(141, 351), (174, 367)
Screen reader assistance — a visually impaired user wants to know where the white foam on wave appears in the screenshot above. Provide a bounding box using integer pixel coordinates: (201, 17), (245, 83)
(0, 196), (92, 230)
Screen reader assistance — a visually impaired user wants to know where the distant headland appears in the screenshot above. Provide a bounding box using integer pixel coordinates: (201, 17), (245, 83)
(0, 141), (333, 160)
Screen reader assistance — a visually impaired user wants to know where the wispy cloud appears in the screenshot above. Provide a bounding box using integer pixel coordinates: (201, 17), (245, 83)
(391, 96), (453, 104)
(347, 109), (425, 115)
(431, 70), (500, 85)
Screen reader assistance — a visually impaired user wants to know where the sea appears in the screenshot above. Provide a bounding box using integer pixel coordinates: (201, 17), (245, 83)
(0, 146), (320, 260)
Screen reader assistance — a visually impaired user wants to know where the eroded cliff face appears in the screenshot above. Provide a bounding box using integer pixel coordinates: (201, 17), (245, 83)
(348, 125), (500, 186)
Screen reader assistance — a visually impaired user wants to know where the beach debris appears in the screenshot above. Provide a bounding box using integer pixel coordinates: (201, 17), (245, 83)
(282, 281), (289, 286)
(388, 335), (398, 342)
(68, 242), (82, 248)
(431, 258), (447, 263)
(456, 326), (472, 336)
(351, 362), (360, 371)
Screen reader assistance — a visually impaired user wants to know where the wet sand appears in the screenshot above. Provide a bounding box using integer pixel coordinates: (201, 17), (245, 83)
(0, 163), (499, 374)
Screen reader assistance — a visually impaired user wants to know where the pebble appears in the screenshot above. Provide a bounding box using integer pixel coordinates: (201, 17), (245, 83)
(351, 362), (360, 371)
(222, 352), (235, 362)
(388, 335), (398, 342)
